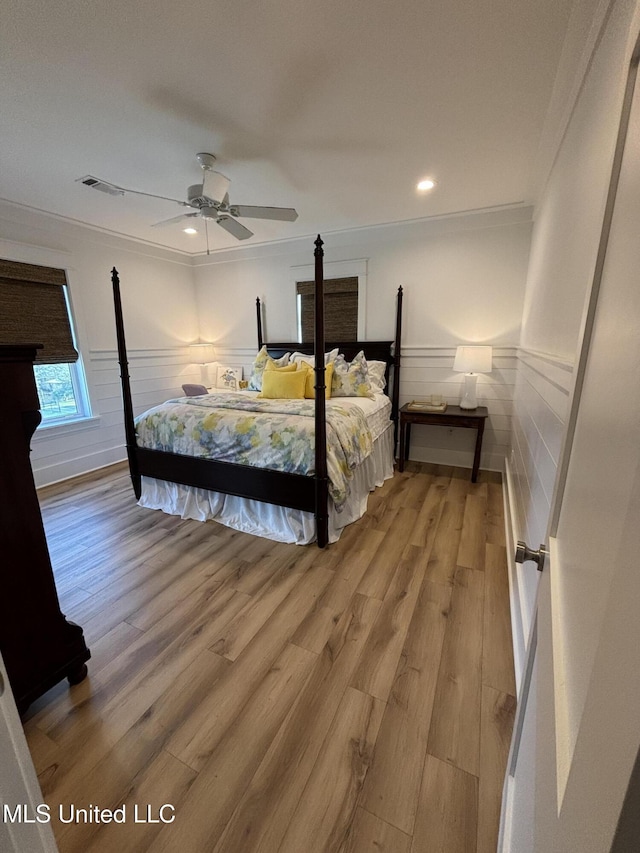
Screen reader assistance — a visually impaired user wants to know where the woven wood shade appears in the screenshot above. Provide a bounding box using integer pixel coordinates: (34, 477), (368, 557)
(0, 260), (78, 364)
(297, 277), (358, 343)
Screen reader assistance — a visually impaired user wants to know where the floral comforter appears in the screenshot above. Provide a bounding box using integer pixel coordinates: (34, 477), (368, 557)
(134, 392), (374, 510)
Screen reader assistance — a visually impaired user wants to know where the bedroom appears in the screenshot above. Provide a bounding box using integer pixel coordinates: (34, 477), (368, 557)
(2, 0), (640, 851)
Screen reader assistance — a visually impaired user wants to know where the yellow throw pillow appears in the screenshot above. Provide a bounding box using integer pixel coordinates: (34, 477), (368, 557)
(302, 362), (334, 399)
(264, 360), (298, 373)
(259, 367), (308, 399)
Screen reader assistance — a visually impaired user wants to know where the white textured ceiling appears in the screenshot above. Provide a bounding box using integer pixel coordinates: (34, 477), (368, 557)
(1, 0), (574, 254)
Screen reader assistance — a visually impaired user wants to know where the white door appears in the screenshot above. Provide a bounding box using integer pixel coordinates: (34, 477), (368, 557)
(504, 28), (640, 853)
(0, 653), (58, 853)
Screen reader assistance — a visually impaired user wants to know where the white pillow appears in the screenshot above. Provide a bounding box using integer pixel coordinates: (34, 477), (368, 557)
(291, 347), (339, 368)
(367, 360), (387, 393)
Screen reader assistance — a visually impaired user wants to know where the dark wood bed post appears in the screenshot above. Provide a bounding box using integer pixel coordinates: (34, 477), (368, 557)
(392, 285), (403, 449)
(256, 297), (263, 349)
(314, 235), (329, 548)
(111, 267), (141, 499)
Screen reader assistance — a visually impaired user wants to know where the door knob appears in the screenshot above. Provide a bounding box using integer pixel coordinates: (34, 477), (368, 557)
(515, 541), (547, 572)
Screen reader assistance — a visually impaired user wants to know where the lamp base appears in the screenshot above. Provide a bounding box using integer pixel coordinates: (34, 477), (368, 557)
(459, 373), (478, 409)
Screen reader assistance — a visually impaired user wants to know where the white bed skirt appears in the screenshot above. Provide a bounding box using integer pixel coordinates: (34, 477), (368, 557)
(138, 424), (395, 545)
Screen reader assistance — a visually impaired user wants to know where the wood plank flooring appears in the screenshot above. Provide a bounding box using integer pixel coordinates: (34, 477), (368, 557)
(23, 460), (516, 852)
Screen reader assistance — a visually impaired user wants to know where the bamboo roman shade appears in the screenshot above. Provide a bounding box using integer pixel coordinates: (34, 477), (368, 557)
(297, 277), (358, 342)
(0, 259), (78, 363)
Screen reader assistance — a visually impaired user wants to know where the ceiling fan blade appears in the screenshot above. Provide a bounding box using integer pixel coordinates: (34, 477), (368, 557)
(151, 213), (200, 228)
(216, 215), (253, 240)
(230, 205), (298, 222)
(121, 187), (190, 206)
(202, 170), (231, 204)
(78, 176), (189, 207)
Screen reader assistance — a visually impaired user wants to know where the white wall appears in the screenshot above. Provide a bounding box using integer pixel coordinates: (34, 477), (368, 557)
(0, 201), (200, 485)
(193, 207), (532, 472)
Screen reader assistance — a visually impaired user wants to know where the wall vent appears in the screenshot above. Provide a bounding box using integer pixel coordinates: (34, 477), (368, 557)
(77, 176), (124, 196)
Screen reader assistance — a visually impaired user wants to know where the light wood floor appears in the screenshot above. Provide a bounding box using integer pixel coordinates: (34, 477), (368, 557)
(25, 461), (516, 853)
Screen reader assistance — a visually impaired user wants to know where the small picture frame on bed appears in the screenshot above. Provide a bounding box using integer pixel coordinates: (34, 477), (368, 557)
(216, 365), (243, 390)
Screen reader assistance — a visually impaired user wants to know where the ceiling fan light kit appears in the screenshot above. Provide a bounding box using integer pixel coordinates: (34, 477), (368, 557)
(78, 153), (298, 247)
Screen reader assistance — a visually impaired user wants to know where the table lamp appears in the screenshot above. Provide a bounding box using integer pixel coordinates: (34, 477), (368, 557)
(453, 346), (492, 409)
(189, 342), (216, 385)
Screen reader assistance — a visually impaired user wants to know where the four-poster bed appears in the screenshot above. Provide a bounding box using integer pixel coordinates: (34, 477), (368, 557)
(112, 236), (403, 547)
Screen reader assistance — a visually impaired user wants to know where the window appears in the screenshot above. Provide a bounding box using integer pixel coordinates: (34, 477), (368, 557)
(0, 258), (92, 427)
(33, 361), (90, 425)
(296, 277), (359, 342)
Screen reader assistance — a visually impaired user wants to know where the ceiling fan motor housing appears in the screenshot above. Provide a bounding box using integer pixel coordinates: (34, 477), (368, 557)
(187, 184), (215, 208)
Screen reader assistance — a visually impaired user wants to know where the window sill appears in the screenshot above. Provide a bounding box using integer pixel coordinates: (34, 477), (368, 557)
(34, 415), (101, 439)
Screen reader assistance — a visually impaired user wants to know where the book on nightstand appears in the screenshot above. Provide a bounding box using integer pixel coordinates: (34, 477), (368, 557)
(407, 400), (448, 412)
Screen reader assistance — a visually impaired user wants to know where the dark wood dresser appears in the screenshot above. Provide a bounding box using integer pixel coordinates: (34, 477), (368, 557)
(0, 343), (90, 714)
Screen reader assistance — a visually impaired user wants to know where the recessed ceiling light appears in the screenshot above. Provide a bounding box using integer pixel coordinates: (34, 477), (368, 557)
(183, 227), (198, 234)
(417, 179), (436, 191)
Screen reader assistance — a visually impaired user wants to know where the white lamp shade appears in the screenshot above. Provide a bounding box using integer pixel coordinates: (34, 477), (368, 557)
(189, 342), (216, 364)
(453, 346), (493, 374)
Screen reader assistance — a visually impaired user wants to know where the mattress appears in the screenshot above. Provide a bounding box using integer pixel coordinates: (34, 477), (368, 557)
(341, 392), (392, 442)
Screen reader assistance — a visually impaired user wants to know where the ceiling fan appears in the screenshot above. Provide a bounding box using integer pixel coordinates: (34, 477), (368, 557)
(78, 152), (298, 243)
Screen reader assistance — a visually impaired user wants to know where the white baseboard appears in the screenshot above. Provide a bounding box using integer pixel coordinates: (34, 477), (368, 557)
(33, 446), (126, 488)
(498, 772), (516, 853)
(408, 445), (505, 473)
(503, 455), (526, 696)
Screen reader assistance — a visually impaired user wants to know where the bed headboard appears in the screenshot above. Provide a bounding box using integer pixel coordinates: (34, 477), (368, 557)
(262, 341), (393, 362)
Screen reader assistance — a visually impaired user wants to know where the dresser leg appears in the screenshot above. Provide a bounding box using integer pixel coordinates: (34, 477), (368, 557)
(67, 663), (88, 685)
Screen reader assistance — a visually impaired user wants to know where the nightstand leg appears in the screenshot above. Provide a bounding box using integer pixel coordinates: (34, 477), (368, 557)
(398, 420), (406, 472)
(405, 423), (412, 462)
(472, 419), (485, 482)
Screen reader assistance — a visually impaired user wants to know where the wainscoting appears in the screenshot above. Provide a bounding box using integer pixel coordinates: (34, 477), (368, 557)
(505, 347), (573, 688)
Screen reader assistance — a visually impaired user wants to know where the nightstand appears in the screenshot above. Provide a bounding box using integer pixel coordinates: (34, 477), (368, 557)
(398, 404), (489, 482)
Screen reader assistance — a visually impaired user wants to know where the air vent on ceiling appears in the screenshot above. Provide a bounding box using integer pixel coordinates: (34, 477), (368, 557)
(77, 175), (124, 196)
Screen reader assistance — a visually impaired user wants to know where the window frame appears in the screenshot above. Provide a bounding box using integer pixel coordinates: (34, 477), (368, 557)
(34, 359), (92, 429)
